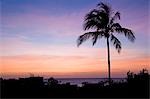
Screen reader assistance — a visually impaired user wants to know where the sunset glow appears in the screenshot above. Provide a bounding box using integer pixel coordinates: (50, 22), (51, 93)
(0, 0), (149, 78)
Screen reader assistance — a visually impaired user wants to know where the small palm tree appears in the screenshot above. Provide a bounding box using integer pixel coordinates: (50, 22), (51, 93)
(77, 2), (135, 84)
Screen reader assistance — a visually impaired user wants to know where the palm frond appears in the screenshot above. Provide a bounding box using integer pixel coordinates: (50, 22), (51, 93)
(84, 9), (99, 21)
(110, 12), (120, 25)
(110, 23), (122, 32)
(111, 23), (122, 28)
(84, 9), (109, 30)
(113, 12), (120, 20)
(115, 28), (135, 42)
(92, 33), (99, 46)
(99, 11), (109, 27)
(84, 19), (100, 30)
(97, 2), (111, 16)
(77, 32), (94, 47)
(92, 31), (104, 46)
(77, 31), (104, 47)
(110, 34), (121, 53)
(84, 9), (101, 30)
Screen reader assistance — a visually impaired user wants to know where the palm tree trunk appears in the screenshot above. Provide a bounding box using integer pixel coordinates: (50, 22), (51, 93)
(106, 37), (111, 85)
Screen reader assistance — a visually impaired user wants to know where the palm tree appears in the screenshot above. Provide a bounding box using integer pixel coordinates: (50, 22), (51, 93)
(77, 2), (135, 84)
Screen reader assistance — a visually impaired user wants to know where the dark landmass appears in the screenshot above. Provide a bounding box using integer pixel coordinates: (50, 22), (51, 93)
(1, 69), (149, 98)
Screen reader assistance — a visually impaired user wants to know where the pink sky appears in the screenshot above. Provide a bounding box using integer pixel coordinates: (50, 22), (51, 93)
(1, 0), (149, 78)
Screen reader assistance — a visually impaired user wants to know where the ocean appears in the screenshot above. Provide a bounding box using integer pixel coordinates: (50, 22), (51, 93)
(44, 78), (127, 87)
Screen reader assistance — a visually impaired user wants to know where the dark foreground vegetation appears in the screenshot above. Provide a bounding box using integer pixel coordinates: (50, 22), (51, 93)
(1, 69), (149, 98)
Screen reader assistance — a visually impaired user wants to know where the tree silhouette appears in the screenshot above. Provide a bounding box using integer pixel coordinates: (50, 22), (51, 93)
(77, 2), (135, 84)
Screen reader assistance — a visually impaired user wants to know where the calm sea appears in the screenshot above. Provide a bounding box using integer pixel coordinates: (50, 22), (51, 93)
(44, 78), (126, 86)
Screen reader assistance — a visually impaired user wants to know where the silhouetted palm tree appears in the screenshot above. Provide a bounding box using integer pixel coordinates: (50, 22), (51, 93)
(77, 2), (135, 84)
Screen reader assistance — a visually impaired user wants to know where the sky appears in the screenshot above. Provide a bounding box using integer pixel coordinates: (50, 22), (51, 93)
(0, 0), (150, 78)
